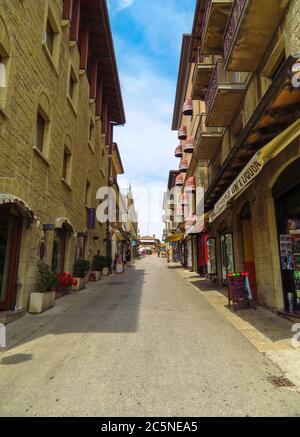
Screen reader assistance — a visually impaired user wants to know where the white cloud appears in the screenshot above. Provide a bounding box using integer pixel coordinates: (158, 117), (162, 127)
(118, 0), (134, 11)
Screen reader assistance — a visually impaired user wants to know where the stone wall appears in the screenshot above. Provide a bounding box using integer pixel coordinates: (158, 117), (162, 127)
(0, 0), (110, 309)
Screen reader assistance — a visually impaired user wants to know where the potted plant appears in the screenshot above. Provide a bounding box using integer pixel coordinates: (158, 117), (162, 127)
(29, 262), (58, 314)
(90, 255), (102, 281)
(102, 256), (112, 276)
(72, 260), (91, 290)
(57, 272), (78, 293)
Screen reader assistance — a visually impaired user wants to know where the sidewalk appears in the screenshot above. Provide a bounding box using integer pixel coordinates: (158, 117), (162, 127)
(0, 268), (131, 354)
(172, 263), (300, 388)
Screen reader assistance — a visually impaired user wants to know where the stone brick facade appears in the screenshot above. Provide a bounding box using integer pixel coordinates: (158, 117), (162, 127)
(0, 1), (122, 310)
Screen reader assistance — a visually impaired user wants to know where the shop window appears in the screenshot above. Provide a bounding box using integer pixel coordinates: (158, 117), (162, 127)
(0, 15), (11, 114)
(42, 6), (61, 71)
(62, 147), (72, 184)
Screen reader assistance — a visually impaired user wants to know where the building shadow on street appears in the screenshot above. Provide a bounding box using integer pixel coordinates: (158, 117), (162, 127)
(1, 354), (33, 365)
(2, 266), (146, 353)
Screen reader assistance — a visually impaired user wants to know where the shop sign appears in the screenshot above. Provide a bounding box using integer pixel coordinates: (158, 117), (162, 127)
(87, 208), (96, 229)
(210, 154), (264, 223)
(227, 272), (254, 310)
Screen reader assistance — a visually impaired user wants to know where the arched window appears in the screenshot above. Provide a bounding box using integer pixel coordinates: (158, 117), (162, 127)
(33, 91), (52, 158)
(0, 14), (11, 113)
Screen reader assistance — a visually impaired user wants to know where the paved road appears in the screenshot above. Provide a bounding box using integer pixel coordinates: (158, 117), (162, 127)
(0, 257), (300, 417)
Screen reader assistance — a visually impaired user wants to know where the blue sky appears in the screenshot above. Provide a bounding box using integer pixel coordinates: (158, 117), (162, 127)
(108, 0), (196, 237)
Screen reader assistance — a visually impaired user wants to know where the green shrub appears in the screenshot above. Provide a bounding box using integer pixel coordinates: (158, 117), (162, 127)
(103, 256), (112, 268)
(73, 260), (91, 278)
(91, 255), (102, 271)
(36, 262), (58, 293)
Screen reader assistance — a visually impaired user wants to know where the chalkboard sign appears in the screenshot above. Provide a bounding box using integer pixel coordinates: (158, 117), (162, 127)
(227, 272), (255, 311)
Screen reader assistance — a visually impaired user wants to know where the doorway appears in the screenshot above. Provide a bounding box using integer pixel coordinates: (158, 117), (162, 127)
(0, 205), (23, 311)
(51, 227), (68, 274)
(220, 233), (234, 285)
(273, 158), (300, 313)
(240, 202), (257, 299)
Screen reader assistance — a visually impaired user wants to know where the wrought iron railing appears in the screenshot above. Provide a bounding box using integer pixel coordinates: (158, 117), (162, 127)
(192, 49), (217, 84)
(205, 59), (247, 116)
(195, 113), (224, 145)
(224, 0), (247, 60)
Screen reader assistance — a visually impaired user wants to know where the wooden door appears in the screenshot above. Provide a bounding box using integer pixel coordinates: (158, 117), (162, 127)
(0, 208), (22, 311)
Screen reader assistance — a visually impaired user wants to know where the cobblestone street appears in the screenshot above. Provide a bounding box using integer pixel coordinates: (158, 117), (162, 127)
(1, 257), (300, 417)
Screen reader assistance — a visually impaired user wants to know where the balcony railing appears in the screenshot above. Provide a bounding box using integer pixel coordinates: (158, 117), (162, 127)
(192, 51), (215, 84)
(195, 113), (224, 144)
(201, 0), (212, 48)
(205, 59), (247, 117)
(224, 0), (247, 61)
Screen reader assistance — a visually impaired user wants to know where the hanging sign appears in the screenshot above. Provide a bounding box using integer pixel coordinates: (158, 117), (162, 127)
(210, 153), (264, 223)
(87, 208), (96, 229)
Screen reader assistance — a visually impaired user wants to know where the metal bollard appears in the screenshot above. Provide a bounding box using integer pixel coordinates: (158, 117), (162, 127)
(0, 323), (6, 348)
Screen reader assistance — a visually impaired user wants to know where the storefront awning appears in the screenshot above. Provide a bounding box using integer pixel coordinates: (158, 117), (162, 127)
(209, 119), (300, 223)
(165, 233), (184, 243)
(54, 217), (73, 230)
(0, 194), (36, 219)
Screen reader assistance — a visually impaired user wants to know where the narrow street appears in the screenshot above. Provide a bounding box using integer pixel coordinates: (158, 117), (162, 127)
(0, 257), (299, 417)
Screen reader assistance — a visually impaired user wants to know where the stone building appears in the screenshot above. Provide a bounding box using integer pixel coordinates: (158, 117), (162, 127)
(0, 0), (125, 315)
(165, 0), (300, 315)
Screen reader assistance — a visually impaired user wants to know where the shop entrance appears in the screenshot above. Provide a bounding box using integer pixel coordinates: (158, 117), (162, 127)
(274, 159), (300, 313)
(240, 202), (257, 299)
(220, 233), (234, 285)
(0, 205), (22, 311)
(51, 225), (70, 274)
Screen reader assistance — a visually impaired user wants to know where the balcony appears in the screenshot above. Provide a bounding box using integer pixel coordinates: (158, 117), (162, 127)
(195, 113), (224, 159)
(191, 51), (221, 100)
(201, 0), (233, 55)
(205, 59), (248, 127)
(224, 0), (290, 72)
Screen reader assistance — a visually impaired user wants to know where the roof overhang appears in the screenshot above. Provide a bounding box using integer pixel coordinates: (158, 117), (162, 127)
(82, 0), (125, 125)
(188, 0), (207, 63)
(172, 34), (192, 131)
(112, 142), (124, 175)
(168, 170), (180, 191)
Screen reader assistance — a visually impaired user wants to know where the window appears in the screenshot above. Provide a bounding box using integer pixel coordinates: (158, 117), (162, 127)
(34, 112), (46, 152)
(88, 118), (95, 149)
(85, 180), (91, 207)
(69, 74), (76, 101)
(45, 20), (55, 55)
(42, 7), (61, 71)
(62, 147), (72, 183)
(67, 63), (78, 113)
(0, 56), (6, 88)
(0, 15), (11, 113)
(33, 92), (51, 160)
